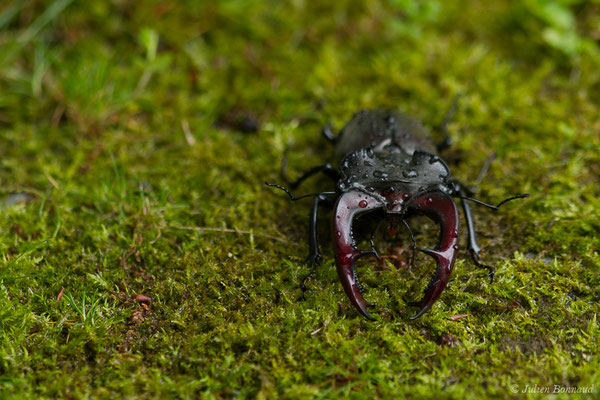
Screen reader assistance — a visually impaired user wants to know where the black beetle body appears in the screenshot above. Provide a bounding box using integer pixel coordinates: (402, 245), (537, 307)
(268, 105), (527, 320)
(336, 110), (453, 197)
(334, 110), (436, 161)
(332, 110), (459, 320)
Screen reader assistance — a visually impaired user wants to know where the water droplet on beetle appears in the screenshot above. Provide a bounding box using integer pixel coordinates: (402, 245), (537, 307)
(453, 244), (459, 250)
(451, 229), (458, 238)
(373, 170), (388, 180)
(403, 170), (418, 178)
(426, 197), (433, 205)
(359, 200), (368, 208)
(336, 231), (341, 238)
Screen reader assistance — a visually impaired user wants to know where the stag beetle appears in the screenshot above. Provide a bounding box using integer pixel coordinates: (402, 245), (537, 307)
(267, 101), (528, 320)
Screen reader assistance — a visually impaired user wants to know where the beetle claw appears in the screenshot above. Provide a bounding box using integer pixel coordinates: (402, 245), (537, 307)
(406, 194), (459, 319)
(333, 191), (459, 320)
(333, 191), (381, 320)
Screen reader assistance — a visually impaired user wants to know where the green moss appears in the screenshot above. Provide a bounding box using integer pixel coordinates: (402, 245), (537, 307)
(0, 0), (599, 398)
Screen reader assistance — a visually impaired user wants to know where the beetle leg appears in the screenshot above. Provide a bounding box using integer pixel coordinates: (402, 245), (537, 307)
(446, 175), (496, 283)
(458, 189), (495, 283)
(435, 94), (461, 152)
(368, 238), (381, 262)
(301, 193), (336, 295)
(281, 154), (340, 189)
(451, 153), (523, 282)
(402, 219), (417, 268)
(459, 188), (481, 255)
(265, 181), (338, 296)
(322, 124), (336, 143)
(458, 188), (529, 283)
(367, 221), (383, 262)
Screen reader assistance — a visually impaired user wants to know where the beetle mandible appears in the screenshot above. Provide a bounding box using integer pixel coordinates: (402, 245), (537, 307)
(267, 101), (528, 320)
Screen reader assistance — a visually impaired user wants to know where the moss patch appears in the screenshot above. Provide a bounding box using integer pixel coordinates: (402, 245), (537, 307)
(0, 0), (599, 398)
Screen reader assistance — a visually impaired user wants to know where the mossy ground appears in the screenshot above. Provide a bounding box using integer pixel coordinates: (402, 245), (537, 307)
(1, 1), (599, 398)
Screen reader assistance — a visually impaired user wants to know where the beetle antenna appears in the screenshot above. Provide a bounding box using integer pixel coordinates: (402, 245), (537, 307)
(265, 182), (335, 201)
(459, 193), (529, 210)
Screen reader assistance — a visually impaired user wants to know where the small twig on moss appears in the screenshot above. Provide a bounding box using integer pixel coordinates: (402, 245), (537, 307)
(56, 286), (65, 301)
(150, 226), (162, 244)
(449, 313), (469, 321)
(167, 225), (288, 243)
(181, 119), (196, 145)
(449, 301), (525, 321)
(121, 246), (139, 268)
(44, 172), (60, 189)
